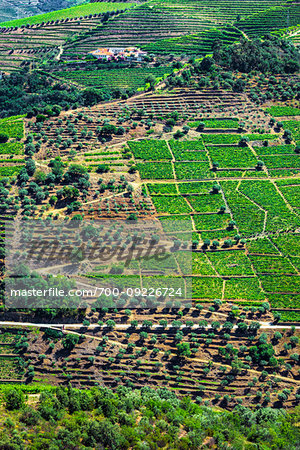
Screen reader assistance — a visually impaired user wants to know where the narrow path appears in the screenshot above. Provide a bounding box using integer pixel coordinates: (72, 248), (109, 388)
(166, 140), (177, 181)
(237, 187), (268, 233)
(272, 180), (298, 214)
(50, 189), (128, 215)
(54, 45), (63, 62)
(0, 321), (299, 330)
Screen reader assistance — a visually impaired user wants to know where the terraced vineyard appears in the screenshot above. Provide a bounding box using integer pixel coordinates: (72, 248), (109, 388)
(0, 330), (27, 382)
(237, 4), (300, 37)
(0, 0), (294, 71)
(9, 319), (297, 412)
(0, 1), (135, 27)
(0, 0), (299, 420)
(53, 66), (170, 89)
(0, 115), (25, 179)
(0, 3), (133, 71)
(265, 106), (300, 117)
(62, 0), (288, 60)
(143, 26), (243, 55)
(116, 106), (299, 317)
(0, 0), (81, 23)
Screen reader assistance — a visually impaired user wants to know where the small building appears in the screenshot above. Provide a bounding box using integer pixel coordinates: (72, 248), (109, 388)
(89, 48), (113, 61)
(89, 47), (147, 62)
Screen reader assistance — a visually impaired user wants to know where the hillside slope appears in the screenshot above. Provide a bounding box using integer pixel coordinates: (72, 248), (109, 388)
(0, 3), (133, 72)
(62, 0), (288, 59)
(236, 3), (300, 37)
(0, 0), (82, 24)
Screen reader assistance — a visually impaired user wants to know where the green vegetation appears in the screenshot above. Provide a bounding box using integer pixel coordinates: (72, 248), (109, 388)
(193, 213), (230, 230)
(250, 255), (297, 275)
(192, 277), (223, 298)
(238, 180), (299, 233)
(0, 116), (25, 178)
(202, 134), (241, 145)
(0, 385), (299, 449)
(279, 310), (300, 322)
(283, 120), (300, 142)
(245, 134), (278, 141)
(247, 237), (280, 255)
(160, 215), (193, 232)
(266, 106), (300, 117)
(224, 277), (265, 301)
(137, 162), (174, 179)
(0, 2), (134, 27)
(260, 275), (300, 293)
(207, 145), (257, 168)
(128, 140), (172, 160)
(236, 4), (300, 38)
(263, 154), (300, 169)
(63, 0), (287, 60)
(214, 33), (299, 73)
(147, 183), (177, 194)
(0, 357), (24, 380)
(188, 118), (239, 129)
(268, 294), (300, 309)
(208, 251), (254, 276)
(276, 182), (300, 208)
(143, 25), (243, 55)
(254, 144), (295, 156)
(174, 162), (210, 180)
(0, 118), (23, 140)
(55, 67), (169, 90)
(0, 71), (115, 118)
(151, 195), (192, 214)
(271, 233), (300, 256)
(0, 3), (299, 429)
(222, 181), (265, 236)
(169, 140), (206, 161)
(187, 194), (225, 212)
(178, 182), (214, 194)
(0, 142), (23, 155)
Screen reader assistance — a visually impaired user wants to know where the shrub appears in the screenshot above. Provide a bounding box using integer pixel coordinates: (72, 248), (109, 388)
(0, 133), (9, 143)
(4, 388), (25, 410)
(96, 164), (110, 174)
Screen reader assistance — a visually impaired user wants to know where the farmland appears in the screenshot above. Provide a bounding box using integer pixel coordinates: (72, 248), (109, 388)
(265, 106), (300, 117)
(54, 67), (170, 90)
(0, 116), (25, 179)
(237, 4), (300, 37)
(128, 140), (172, 160)
(0, 2), (135, 27)
(0, 1), (81, 23)
(254, 144), (296, 156)
(188, 118), (240, 129)
(283, 120), (300, 143)
(133, 133), (299, 313)
(0, 0), (299, 425)
(202, 134), (241, 145)
(174, 162), (211, 180)
(0, 4), (134, 72)
(62, 0), (288, 60)
(142, 26), (243, 55)
(2, 93), (297, 336)
(0, 331), (27, 382)
(151, 195), (192, 214)
(207, 145), (258, 168)
(137, 161), (174, 179)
